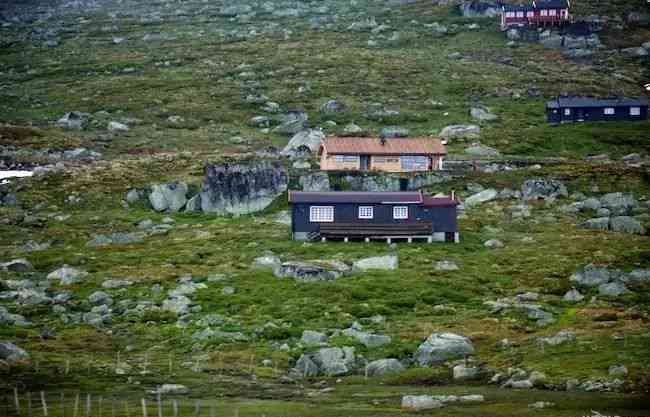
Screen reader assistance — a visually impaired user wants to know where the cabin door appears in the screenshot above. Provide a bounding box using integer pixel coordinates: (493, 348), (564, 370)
(576, 109), (584, 121)
(360, 155), (370, 171)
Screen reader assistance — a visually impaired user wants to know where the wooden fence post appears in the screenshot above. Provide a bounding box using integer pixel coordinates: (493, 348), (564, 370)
(111, 398), (116, 417)
(27, 392), (32, 417)
(141, 398), (147, 417)
(73, 393), (79, 417)
(172, 400), (178, 417)
(85, 394), (91, 417)
(60, 392), (65, 417)
(98, 397), (103, 417)
(193, 400), (200, 417)
(13, 387), (20, 415)
(40, 391), (48, 417)
(123, 401), (130, 417)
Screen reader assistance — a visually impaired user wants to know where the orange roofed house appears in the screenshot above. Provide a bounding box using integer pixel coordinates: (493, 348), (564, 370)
(319, 137), (446, 173)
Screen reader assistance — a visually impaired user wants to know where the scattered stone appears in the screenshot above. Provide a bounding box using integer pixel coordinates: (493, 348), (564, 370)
(453, 364), (481, 380)
(281, 129), (325, 156)
(484, 239), (504, 249)
(155, 384), (189, 395)
(464, 144), (500, 157)
(539, 330), (576, 346)
(56, 112), (88, 130)
(439, 124), (480, 140)
(609, 216), (646, 235)
(401, 396), (443, 411)
(598, 281), (628, 297)
(529, 401), (554, 409)
(274, 111), (309, 135)
(435, 260), (459, 271)
(470, 105), (498, 121)
(563, 288), (584, 302)
(609, 365), (628, 377)
(366, 359), (404, 377)
(301, 330), (328, 345)
(379, 126), (409, 138)
(465, 189), (498, 208)
(0, 259), (33, 272)
(521, 178), (567, 200)
(149, 181), (188, 212)
(108, 121), (129, 132)
(0, 341), (29, 363)
(320, 100), (346, 116)
(47, 266), (88, 285)
(252, 252), (282, 270)
(352, 255), (398, 271)
(274, 261), (350, 282)
(414, 332), (474, 366)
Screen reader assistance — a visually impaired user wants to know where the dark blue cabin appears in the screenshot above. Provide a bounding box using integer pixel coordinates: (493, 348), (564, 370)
(546, 96), (649, 124)
(289, 191), (459, 243)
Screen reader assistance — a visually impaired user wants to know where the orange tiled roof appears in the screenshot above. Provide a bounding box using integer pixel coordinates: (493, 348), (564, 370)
(321, 137), (446, 156)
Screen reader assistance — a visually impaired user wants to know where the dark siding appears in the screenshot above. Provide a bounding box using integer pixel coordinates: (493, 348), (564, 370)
(549, 105), (649, 123)
(292, 203), (457, 234)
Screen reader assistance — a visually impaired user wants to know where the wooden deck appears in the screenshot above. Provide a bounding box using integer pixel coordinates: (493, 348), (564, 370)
(319, 222), (433, 242)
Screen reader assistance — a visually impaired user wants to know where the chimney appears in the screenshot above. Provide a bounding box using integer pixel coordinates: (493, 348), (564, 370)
(379, 132), (387, 146)
(451, 190), (455, 201)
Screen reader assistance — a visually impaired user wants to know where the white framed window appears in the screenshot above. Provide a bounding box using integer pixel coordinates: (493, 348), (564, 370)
(506, 11), (515, 18)
(393, 206), (408, 220)
(630, 107), (641, 116)
(526, 11), (534, 17)
(548, 9), (556, 16)
(564, 108), (571, 116)
(309, 206), (334, 223)
(401, 156), (429, 171)
(358, 206), (374, 219)
(603, 107), (615, 115)
(540, 9), (548, 16)
(516, 11), (524, 18)
(334, 155), (359, 163)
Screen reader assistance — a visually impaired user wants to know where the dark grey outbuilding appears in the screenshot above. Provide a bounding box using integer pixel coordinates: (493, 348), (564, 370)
(546, 96), (649, 124)
(289, 191), (459, 243)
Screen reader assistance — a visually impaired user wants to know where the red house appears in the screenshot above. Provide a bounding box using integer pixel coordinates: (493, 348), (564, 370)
(501, 0), (571, 30)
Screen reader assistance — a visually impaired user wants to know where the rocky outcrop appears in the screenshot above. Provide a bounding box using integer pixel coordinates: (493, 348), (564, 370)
(281, 129), (324, 157)
(273, 261), (350, 282)
(352, 254), (398, 271)
(521, 178), (567, 200)
(366, 359), (404, 377)
(414, 333), (475, 366)
(292, 347), (356, 377)
(200, 161), (288, 215)
(459, 1), (500, 18)
(0, 341), (29, 363)
(149, 181), (188, 212)
(439, 124), (480, 141)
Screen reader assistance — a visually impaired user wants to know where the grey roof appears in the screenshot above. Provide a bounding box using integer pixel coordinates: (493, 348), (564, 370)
(289, 191), (423, 204)
(546, 96), (649, 109)
(503, 4), (534, 12)
(534, 0), (569, 8)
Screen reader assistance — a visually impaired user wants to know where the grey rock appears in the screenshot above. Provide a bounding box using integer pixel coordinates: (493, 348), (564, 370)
(484, 239), (504, 249)
(470, 106), (498, 121)
(459, 1), (500, 18)
(342, 328), (391, 348)
(274, 111), (308, 135)
(570, 264), (612, 288)
(439, 124), (480, 140)
(610, 216), (646, 235)
(162, 296), (191, 315)
(300, 172), (330, 192)
(598, 281), (628, 297)
(200, 161), (288, 215)
(301, 330), (328, 345)
(125, 189), (142, 204)
(108, 121), (129, 132)
(281, 129), (324, 156)
(88, 291), (113, 306)
(529, 401), (554, 409)
(609, 365), (628, 377)
(47, 266), (88, 285)
(0, 259), (33, 272)
(465, 189), (498, 207)
(366, 358), (404, 377)
(582, 198), (602, 211)
(102, 279), (132, 289)
(414, 332), (474, 366)
(191, 328), (247, 342)
(596, 208), (611, 217)
(563, 288), (584, 302)
(0, 341), (29, 362)
(249, 116), (271, 128)
(274, 261), (350, 282)
(435, 260), (459, 271)
(401, 395), (443, 411)
(56, 112), (88, 130)
(87, 232), (145, 247)
(218, 4), (252, 17)
(311, 347), (355, 376)
(540, 330), (576, 346)
(352, 255), (398, 271)
(579, 217), (610, 231)
(600, 193), (637, 215)
(342, 123), (365, 136)
(621, 46), (648, 57)
(464, 144), (500, 157)
(185, 194), (202, 213)
(294, 354), (319, 378)
(252, 252), (282, 270)
(453, 364), (481, 380)
(156, 384), (190, 395)
(149, 181), (188, 212)
(320, 100), (346, 116)
(521, 178), (567, 200)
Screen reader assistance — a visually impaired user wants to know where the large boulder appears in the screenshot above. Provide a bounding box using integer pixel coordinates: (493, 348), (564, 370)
(401, 395), (443, 411)
(301, 330), (328, 345)
(352, 255), (398, 271)
(274, 261), (350, 282)
(464, 188), (498, 207)
(342, 327), (391, 348)
(281, 129), (325, 157)
(458, 1), (500, 18)
(470, 106), (498, 121)
(311, 347), (356, 376)
(320, 99), (346, 116)
(609, 216), (645, 235)
(300, 172), (330, 192)
(578, 217), (610, 231)
(570, 264), (613, 288)
(0, 341), (29, 363)
(56, 112), (88, 130)
(414, 332), (475, 366)
(439, 124), (480, 141)
(366, 359), (404, 377)
(149, 181), (188, 212)
(521, 178), (567, 200)
(200, 161), (288, 215)
(600, 193), (637, 215)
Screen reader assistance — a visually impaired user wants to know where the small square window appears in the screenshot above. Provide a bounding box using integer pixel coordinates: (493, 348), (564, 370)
(358, 206), (374, 219)
(604, 107), (615, 115)
(516, 11), (524, 18)
(540, 9), (548, 16)
(309, 206), (334, 223)
(549, 9), (556, 16)
(393, 206), (408, 220)
(630, 107), (641, 116)
(564, 108), (571, 116)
